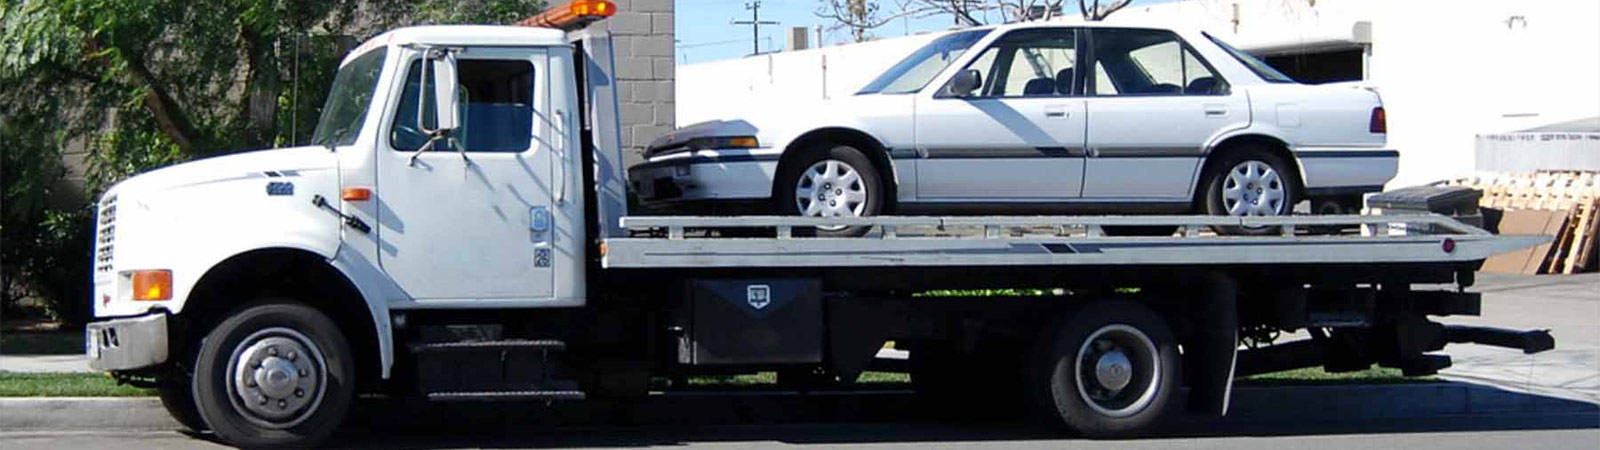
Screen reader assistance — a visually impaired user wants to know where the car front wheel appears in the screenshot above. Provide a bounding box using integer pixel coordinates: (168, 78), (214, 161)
(774, 144), (883, 237)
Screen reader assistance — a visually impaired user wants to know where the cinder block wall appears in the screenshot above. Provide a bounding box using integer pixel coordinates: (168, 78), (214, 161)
(590, 0), (675, 167)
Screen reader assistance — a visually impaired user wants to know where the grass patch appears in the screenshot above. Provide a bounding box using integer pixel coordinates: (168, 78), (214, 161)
(0, 330), (85, 355)
(0, 372), (154, 397)
(1237, 366), (1437, 386)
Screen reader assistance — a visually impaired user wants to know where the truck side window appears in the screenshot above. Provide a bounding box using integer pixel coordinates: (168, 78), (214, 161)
(391, 58), (536, 152)
(959, 28), (1078, 97)
(1091, 29), (1227, 96)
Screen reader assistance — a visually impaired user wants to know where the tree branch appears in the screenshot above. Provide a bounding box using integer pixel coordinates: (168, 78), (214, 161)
(84, 36), (198, 154)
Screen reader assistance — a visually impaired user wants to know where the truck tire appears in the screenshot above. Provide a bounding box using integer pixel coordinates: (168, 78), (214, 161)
(159, 375), (207, 432)
(1201, 145), (1299, 235)
(774, 144), (883, 237)
(1028, 300), (1180, 438)
(191, 299), (354, 448)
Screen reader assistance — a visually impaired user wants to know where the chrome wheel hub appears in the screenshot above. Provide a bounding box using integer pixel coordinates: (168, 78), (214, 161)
(1075, 324), (1161, 418)
(226, 328), (327, 429)
(795, 159), (869, 230)
(1222, 160), (1286, 216)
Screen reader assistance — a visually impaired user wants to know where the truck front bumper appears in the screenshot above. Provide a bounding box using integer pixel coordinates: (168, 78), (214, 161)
(86, 312), (169, 371)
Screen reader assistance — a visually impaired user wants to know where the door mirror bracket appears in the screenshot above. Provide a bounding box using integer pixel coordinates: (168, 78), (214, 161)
(408, 47), (468, 167)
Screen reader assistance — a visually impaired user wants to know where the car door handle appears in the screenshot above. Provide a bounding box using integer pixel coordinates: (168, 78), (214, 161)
(1044, 105), (1069, 118)
(1203, 104), (1228, 117)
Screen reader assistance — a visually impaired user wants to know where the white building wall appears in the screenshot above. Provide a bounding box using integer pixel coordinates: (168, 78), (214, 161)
(676, 33), (940, 124)
(677, 0), (1600, 187)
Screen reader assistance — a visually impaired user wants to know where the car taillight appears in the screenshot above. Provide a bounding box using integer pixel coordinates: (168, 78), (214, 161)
(1370, 107), (1386, 134)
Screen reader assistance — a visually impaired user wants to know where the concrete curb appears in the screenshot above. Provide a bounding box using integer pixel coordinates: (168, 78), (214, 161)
(1227, 383), (1597, 421)
(1, 383), (1593, 432)
(0, 397), (178, 431)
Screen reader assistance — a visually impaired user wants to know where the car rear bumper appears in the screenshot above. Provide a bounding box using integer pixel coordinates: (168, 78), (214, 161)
(1296, 148), (1398, 195)
(629, 149), (781, 203)
(86, 312), (169, 372)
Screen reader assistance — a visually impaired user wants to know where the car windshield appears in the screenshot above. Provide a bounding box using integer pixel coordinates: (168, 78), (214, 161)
(1204, 32), (1295, 84)
(311, 49), (388, 146)
(857, 29), (992, 95)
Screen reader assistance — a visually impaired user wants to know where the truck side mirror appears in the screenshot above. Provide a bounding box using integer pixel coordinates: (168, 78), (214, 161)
(944, 69), (982, 98)
(429, 50), (460, 132)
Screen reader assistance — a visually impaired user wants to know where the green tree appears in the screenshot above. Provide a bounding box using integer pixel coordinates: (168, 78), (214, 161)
(1, 0), (547, 323)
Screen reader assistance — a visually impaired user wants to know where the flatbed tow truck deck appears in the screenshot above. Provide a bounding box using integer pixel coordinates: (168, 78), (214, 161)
(77, 5), (1557, 446)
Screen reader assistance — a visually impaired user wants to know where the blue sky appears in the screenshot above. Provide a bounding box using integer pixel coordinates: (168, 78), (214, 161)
(673, 0), (1175, 64)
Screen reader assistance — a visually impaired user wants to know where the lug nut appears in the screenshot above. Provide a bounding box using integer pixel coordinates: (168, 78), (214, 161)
(268, 348), (278, 356)
(295, 389), (305, 397)
(258, 396), (269, 405)
(287, 351), (297, 361)
(298, 369), (308, 377)
(278, 400), (287, 409)
(247, 380), (257, 388)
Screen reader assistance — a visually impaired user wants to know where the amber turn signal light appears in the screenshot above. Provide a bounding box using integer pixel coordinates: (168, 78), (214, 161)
(342, 187), (373, 202)
(131, 270), (172, 301)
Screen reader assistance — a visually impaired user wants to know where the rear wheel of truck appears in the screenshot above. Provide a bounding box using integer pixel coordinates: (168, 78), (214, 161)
(1028, 300), (1180, 438)
(775, 143), (883, 237)
(191, 299), (354, 448)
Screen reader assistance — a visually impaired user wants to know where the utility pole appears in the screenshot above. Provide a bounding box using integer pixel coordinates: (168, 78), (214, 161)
(731, 1), (778, 55)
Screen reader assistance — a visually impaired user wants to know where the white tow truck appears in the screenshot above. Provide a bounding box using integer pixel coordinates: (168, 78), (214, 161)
(84, 2), (1555, 447)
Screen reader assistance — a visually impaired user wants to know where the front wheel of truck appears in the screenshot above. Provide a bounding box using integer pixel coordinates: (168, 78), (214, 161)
(192, 299), (354, 448)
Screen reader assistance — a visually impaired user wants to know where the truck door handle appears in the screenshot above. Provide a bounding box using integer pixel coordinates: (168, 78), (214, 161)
(1044, 105), (1069, 118)
(553, 110), (569, 204)
(1203, 104), (1228, 117)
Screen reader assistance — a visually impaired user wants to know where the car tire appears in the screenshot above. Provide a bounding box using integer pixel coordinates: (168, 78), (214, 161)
(1027, 300), (1180, 438)
(191, 299), (354, 448)
(1201, 146), (1299, 235)
(774, 144), (883, 237)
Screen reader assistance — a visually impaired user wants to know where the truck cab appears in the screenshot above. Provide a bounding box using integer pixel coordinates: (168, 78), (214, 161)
(86, 4), (620, 446)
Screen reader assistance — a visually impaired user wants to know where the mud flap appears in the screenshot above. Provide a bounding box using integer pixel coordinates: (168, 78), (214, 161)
(1188, 272), (1238, 416)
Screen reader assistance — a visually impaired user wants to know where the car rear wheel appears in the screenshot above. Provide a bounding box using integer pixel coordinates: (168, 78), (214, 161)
(774, 144), (883, 237)
(1202, 146), (1298, 235)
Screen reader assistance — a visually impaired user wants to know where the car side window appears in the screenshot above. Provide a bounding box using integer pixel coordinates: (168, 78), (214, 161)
(391, 58), (536, 152)
(1092, 29), (1227, 96)
(959, 28), (1077, 98)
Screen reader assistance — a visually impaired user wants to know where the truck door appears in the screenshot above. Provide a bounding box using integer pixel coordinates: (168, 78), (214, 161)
(376, 46), (570, 304)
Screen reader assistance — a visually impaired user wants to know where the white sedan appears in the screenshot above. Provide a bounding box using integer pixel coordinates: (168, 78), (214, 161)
(630, 22), (1396, 236)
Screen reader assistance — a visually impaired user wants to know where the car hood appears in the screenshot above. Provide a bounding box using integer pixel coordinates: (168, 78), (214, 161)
(654, 94), (911, 156)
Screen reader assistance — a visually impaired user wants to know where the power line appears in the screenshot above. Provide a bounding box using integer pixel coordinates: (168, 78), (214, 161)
(730, 1), (779, 56)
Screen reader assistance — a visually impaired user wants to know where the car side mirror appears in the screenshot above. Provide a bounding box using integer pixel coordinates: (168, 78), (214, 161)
(421, 49), (459, 132)
(944, 69), (982, 97)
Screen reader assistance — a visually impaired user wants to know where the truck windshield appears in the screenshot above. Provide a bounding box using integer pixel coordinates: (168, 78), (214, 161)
(311, 49), (388, 146)
(1203, 32), (1296, 84)
(857, 29), (991, 95)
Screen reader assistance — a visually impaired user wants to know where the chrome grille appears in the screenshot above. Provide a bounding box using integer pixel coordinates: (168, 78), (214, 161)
(96, 195), (117, 273)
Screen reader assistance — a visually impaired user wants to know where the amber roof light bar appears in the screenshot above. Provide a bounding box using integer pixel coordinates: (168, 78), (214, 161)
(516, 0), (617, 30)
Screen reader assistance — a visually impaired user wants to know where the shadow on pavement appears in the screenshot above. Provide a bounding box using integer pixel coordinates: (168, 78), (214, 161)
(316, 381), (1598, 449)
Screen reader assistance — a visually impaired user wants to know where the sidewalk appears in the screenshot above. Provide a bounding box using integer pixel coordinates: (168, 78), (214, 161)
(1437, 272), (1600, 405)
(0, 355), (91, 373)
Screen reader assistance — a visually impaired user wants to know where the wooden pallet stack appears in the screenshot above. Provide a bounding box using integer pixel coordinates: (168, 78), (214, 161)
(1443, 170), (1600, 274)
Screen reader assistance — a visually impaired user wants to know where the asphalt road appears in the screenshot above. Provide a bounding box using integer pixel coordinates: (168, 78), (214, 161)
(4, 414), (1597, 450)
